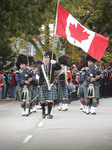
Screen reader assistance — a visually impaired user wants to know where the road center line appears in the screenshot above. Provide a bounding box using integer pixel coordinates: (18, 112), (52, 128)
(23, 135), (33, 144)
(38, 122), (44, 127)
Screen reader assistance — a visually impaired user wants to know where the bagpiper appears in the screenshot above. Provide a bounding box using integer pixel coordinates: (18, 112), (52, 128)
(33, 60), (43, 110)
(15, 54), (37, 116)
(37, 50), (61, 119)
(56, 55), (69, 111)
(28, 56), (37, 114)
(83, 54), (101, 115)
(78, 54), (88, 112)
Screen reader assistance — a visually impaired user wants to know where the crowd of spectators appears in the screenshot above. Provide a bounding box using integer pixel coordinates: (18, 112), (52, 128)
(0, 69), (17, 101)
(0, 63), (112, 101)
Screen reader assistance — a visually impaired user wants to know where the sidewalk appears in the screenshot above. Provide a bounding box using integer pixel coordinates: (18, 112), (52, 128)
(0, 97), (17, 103)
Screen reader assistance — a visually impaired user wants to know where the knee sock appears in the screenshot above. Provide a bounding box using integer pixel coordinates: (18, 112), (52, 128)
(92, 101), (98, 107)
(41, 103), (45, 114)
(80, 99), (85, 105)
(21, 103), (25, 110)
(48, 103), (53, 115)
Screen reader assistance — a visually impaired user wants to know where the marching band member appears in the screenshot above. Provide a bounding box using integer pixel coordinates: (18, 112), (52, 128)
(71, 64), (79, 100)
(57, 55), (69, 111)
(78, 54), (87, 112)
(15, 54), (37, 116)
(67, 65), (74, 103)
(28, 56), (37, 114)
(83, 54), (101, 115)
(34, 60), (43, 110)
(37, 50), (61, 119)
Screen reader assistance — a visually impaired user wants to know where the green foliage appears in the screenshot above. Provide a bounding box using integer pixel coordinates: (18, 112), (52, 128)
(0, 0), (112, 67)
(0, 0), (53, 68)
(0, 40), (17, 69)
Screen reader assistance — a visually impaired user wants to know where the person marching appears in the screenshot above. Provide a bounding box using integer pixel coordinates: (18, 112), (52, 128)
(71, 64), (79, 100)
(67, 65), (74, 103)
(78, 54), (88, 112)
(34, 60), (43, 110)
(83, 54), (101, 115)
(57, 55), (69, 111)
(15, 54), (37, 116)
(28, 56), (37, 114)
(37, 50), (61, 119)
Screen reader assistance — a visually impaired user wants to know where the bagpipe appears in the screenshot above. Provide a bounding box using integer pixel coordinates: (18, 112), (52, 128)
(21, 67), (38, 102)
(87, 66), (101, 98)
(79, 65), (101, 98)
(20, 69), (31, 102)
(21, 85), (39, 104)
(21, 85), (29, 102)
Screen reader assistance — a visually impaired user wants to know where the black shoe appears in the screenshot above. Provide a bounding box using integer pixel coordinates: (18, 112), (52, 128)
(86, 113), (90, 115)
(45, 113), (48, 116)
(42, 113), (46, 119)
(29, 111), (32, 115)
(91, 112), (96, 115)
(29, 109), (32, 115)
(47, 114), (53, 119)
(33, 110), (37, 113)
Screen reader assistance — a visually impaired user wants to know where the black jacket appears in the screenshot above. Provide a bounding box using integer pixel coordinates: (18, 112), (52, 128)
(37, 63), (61, 86)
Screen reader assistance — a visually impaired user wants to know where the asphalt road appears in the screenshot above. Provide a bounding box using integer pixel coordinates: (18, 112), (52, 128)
(0, 97), (112, 150)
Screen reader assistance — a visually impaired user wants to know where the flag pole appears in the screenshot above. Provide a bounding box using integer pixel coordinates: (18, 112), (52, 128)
(49, 0), (60, 86)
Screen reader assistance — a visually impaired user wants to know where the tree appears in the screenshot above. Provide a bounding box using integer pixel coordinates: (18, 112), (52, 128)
(0, 0), (112, 67)
(0, 40), (16, 69)
(0, 0), (53, 67)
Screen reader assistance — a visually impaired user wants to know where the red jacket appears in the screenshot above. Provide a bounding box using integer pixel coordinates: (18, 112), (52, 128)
(10, 72), (16, 86)
(67, 71), (73, 82)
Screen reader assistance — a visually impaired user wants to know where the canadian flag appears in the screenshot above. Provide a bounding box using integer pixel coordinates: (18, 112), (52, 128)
(56, 5), (109, 60)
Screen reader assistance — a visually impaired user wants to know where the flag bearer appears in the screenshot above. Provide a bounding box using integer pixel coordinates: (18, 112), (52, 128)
(37, 50), (61, 119)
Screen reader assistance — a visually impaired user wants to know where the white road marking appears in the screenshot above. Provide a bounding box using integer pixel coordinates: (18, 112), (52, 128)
(23, 135), (33, 144)
(38, 122), (44, 127)
(23, 122), (44, 144)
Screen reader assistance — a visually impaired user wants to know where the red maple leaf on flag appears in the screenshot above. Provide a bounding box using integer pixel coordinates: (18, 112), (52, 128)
(69, 23), (90, 43)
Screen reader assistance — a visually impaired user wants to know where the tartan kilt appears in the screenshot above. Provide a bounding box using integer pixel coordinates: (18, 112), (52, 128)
(32, 86), (39, 104)
(18, 86), (33, 102)
(84, 85), (100, 100)
(78, 88), (84, 99)
(57, 81), (68, 100)
(39, 83), (58, 101)
(33, 86), (39, 99)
